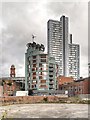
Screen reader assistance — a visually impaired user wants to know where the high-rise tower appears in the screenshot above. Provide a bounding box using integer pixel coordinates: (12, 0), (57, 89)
(47, 15), (69, 76)
(60, 16), (69, 76)
(68, 34), (80, 80)
(88, 63), (90, 77)
(25, 42), (58, 92)
(47, 15), (80, 80)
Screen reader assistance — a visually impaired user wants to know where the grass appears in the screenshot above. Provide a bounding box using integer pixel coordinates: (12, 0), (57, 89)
(1, 110), (8, 119)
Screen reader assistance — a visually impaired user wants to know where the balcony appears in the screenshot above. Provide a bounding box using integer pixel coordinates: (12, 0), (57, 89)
(40, 80), (46, 84)
(40, 59), (46, 63)
(39, 76), (43, 79)
(49, 86), (54, 89)
(33, 64), (36, 67)
(49, 81), (54, 85)
(33, 56), (36, 59)
(32, 60), (36, 63)
(49, 68), (54, 71)
(49, 73), (53, 75)
(39, 85), (47, 88)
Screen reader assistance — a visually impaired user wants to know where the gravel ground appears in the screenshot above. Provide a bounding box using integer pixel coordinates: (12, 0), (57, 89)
(0, 104), (89, 119)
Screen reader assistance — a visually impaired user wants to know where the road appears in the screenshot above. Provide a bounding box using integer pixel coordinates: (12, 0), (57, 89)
(0, 104), (89, 119)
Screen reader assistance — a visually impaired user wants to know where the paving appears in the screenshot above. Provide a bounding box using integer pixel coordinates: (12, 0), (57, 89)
(0, 104), (89, 119)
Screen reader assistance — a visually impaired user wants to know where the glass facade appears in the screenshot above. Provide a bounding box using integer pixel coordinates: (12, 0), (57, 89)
(47, 16), (80, 80)
(68, 43), (80, 80)
(47, 16), (69, 76)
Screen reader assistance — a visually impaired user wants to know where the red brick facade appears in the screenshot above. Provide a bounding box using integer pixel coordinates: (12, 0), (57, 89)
(3, 80), (21, 96)
(1, 76), (90, 97)
(59, 77), (90, 96)
(10, 65), (16, 77)
(57, 76), (74, 89)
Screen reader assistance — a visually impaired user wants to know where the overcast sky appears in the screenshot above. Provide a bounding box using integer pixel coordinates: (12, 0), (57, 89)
(0, 0), (88, 78)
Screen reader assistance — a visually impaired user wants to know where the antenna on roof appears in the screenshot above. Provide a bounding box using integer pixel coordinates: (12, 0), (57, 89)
(32, 34), (36, 42)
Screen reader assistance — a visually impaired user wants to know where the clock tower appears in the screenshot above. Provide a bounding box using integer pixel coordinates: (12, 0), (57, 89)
(10, 65), (16, 77)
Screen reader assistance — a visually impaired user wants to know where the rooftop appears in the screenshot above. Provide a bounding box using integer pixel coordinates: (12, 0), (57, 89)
(26, 42), (45, 52)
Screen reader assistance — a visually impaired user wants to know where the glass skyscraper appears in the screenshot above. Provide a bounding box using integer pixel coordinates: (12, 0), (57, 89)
(47, 15), (80, 80)
(47, 15), (69, 77)
(68, 34), (80, 80)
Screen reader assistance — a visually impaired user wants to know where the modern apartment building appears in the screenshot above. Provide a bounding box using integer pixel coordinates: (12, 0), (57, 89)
(47, 15), (69, 77)
(25, 42), (58, 93)
(68, 34), (80, 80)
(88, 63), (90, 77)
(47, 15), (80, 80)
(60, 16), (69, 76)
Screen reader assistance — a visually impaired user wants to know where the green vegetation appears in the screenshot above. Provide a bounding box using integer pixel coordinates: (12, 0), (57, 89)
(1, 110), (8, 119)
(43, 97), (48, 102)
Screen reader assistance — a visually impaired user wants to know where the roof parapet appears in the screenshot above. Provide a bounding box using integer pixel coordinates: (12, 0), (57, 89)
(26, 42), (45, 52)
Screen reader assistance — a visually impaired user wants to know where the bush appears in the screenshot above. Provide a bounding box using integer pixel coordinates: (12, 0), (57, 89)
(43, 97), (48, 102)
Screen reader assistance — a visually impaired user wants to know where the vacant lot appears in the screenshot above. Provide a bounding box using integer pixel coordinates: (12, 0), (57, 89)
(0, 104), (89, 118)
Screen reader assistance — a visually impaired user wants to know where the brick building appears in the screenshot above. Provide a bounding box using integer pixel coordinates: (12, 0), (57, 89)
(74, 77), (90, 95)
(0, 86), (3, 97)
(0, 65), (25, 96)
(0, 77), (25, 96)
(57, 76), (74, 86)
(59, 77), (90, 96)
(2, 79), (20, 96)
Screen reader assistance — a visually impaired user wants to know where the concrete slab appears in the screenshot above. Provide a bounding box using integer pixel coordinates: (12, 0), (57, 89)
(0, 104), (89, 119)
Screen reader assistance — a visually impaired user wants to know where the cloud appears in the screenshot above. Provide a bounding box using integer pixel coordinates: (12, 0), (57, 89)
(46, 2), (88, 77)
(1, 1), (88, 77)
(88, 1), (90, 63)
(1, 2), (48, 77)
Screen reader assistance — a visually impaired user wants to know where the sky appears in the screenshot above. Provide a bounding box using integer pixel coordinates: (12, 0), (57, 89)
(0, 0), (89, 78)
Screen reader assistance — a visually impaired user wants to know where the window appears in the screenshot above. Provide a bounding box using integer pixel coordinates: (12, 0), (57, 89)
(33, 64), (36, 67)
(79, 88), (81, 91)
(33, 72), (36, 75)
(39, 76), (43, 79)
(40, 85), (46, 88)
(40, 55), (46, 58)
(61, 87), (62, 90)
(33, 76), (36, 79)
(49, 75), (53, 77)
(33, 56), (36, 59)
(41, 59), (46, 62)
(39, 63), (42, 67)
(40, 80), (46, 83)
(33, 60), (36, 63)
(32, 68), (35, 71)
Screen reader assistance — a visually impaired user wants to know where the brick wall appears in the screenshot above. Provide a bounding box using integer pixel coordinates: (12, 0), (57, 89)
(57, 76), (74, 89)
(0, 86), (3, 97)
(82, 78), (90, 94)
(3, 80), (21, 96)
(59, 77), (90, 96)
(0, 96), (68, 105)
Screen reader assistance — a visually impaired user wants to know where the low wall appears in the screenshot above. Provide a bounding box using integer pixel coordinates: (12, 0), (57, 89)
(0, 96), (68, 105)
(78, 94), (90, 100)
